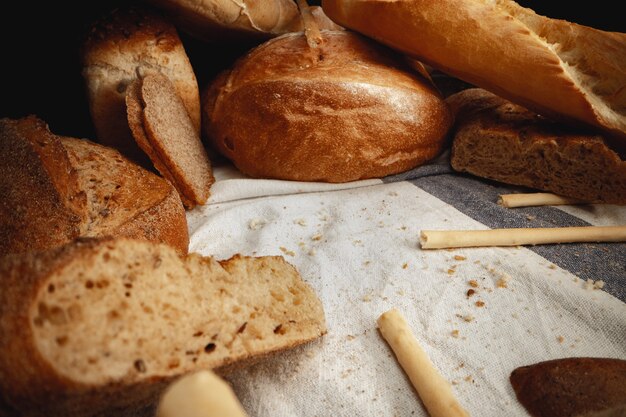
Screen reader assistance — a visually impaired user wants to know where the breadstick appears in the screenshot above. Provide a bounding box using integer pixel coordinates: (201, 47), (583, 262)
(498, 193), (587, 208)
(420, 225), (626, 249)
(378, 309), (470, 417)
(156, 370), (248, 417)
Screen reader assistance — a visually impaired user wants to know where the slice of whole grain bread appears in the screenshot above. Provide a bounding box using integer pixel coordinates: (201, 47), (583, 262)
(0, 237), (326, 417)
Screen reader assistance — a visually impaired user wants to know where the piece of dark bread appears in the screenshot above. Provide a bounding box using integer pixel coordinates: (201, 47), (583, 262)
(0, 237), (326, 417)
(510, 357), (626, 417)
(126, 73), (214, 208)
(0, 116), (189, 255)
(448, 89), (626, 204)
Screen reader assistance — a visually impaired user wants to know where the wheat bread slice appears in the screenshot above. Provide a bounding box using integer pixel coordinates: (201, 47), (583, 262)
(126, 73), (214, 208)
(0, 237), (326, 416)
(448, 89), (626, 204)
(0, 116), (189, 255)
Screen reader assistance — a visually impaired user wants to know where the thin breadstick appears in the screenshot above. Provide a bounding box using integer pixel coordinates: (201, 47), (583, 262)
(498, 193), (587, 208)
(296, 0), (323, 48)
(378, 309), (470, 417)
(420, 225), (626, 249)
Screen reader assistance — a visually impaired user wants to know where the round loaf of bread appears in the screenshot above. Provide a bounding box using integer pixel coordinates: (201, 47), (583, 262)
(203, 30), (452, 183)
(82, 6), (200, 161)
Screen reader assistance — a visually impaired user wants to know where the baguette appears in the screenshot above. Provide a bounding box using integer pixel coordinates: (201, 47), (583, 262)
(82, 5), (200, 162)
(448, 89), (626, 204)
(0, 116), (189, 255)
(147, 0), (302, 41)
(203, 30), (452, 182)
(0, 237), (326, 416)
(322, 0), (626, 151)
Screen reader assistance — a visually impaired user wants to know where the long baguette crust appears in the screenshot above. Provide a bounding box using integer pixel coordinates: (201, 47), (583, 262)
(448, 89), (626, 204)
(82, 5), (200, 161)
(147, 0), (302, 42)
(322, 0), (626, 151)
(0, 116), (189, 255)
(0, 238), (326, 416)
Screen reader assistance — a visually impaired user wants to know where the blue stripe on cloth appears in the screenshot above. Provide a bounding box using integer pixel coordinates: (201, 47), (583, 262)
(407, 173), (626, 302)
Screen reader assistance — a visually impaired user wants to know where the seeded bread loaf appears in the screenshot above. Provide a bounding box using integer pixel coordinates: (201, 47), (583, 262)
(126, 73), (214, 208)
(0, 116), (189, 255)
(0, 237), (326, 416)
(82, 5), (200, 162)
(448, 89), (626, 204)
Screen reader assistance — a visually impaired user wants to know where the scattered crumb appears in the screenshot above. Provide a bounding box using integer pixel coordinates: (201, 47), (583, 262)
(400, 226), (407, 231)
(464, 375), (474, 383)
(447, 268), (456, 275)
(451, 329), (460, 338)
(362, 294), (372, 302)
(388, 191), (399, 196)
(364, 261), (371, 266)
(346, 335), (356, 341)
(451, 380), (459, 385)
(248, 218), (267, 230)
(474, 260), (481, 265)
(549, 264), (557, 270)
(454, 255), (467, 261)
(396, 290), (405, 296)
(294, 218), (307, 226)
(466, 289), (476, 297)
(308, 249), (316, 256)
(584, 279), (605, 291)
(298, 241), (306, 248)
(468, 280), (479, 288)
(402, 263), (408, 269)
(279, 246), (295, 257)
(526, 214), (536, 221)
(496, 274), (511, 288)
(475, 301), (485, 308)
(456, 314), (474, 322)
(311, 234), (323, 241)
(557, 336), (565, 344)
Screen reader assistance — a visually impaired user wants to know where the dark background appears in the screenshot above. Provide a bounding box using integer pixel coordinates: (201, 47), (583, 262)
(0, 1), (622, 140)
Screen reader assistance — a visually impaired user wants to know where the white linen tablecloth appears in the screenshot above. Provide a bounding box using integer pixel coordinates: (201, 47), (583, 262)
(186, 157), (626, 417)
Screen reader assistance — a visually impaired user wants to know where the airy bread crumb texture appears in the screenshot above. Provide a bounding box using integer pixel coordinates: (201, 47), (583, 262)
(30, 239), (326, 385)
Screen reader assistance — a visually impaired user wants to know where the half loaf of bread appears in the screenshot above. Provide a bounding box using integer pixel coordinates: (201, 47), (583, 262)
(126, 73), (214, 208)
(82, 5), (200, 161)
(0, 116), (189, 255)
(203, 30), (452, 183)
(322, 0), (626, 151)
(0, 237), (326, 417)
(448, 89), (626, 204)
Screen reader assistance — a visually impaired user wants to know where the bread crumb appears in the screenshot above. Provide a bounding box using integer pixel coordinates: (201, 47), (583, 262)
(496, 274), (510, 288)
(311, 234), (323, 241)
(466, 289), (476, 297)
(464, 375), (474, 383)
(279, 246), (295, 257)
(362, 294), (372, 302)
(402, 263), (408, 269)
(594, 280), (605, 289)
(475, 301), (485, 308)
(294, 218), (307, 226)
(468, 280), (479, 288)
(447, 268), (456, 275)
(457, 314), (474, 322)
(346, 335), (356, 341)
(451, 329), (460, 338)
(526, 214), (536, 221)
(307, 249), (316, 256)
(557, 335), (565, 343)
(549, 264), (557, 270)
(454, 255), (467, 261)
(248, 218), (267, 230)
(364, 261), (371, 266)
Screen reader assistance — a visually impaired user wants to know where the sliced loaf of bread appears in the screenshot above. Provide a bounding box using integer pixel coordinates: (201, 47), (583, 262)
(0, 116), (189, 255)
(126, 73), (214, 208)
(0, 237), (326, 417)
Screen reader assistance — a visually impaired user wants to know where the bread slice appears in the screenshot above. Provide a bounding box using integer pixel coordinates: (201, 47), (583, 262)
(322, 0), (626, 152)
(126, 73), (214, 208)
(448, 89), (626, 204)
(0, 116), (189, 255)
(510, 357), (626, 417)
(0, 237), (326, 416)
(81, 5), (200, 162)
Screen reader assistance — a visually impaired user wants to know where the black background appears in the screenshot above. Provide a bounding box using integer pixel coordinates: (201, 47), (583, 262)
(0, 1), (622, 140)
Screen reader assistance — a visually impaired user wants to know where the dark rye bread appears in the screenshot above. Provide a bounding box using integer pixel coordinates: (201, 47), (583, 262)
(126, 73), (214, 208)
(448, 89), (626, 204)
(0, 116), (188, 255)
(510, 357), (626, 417)
(0, 237), (326, 417)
